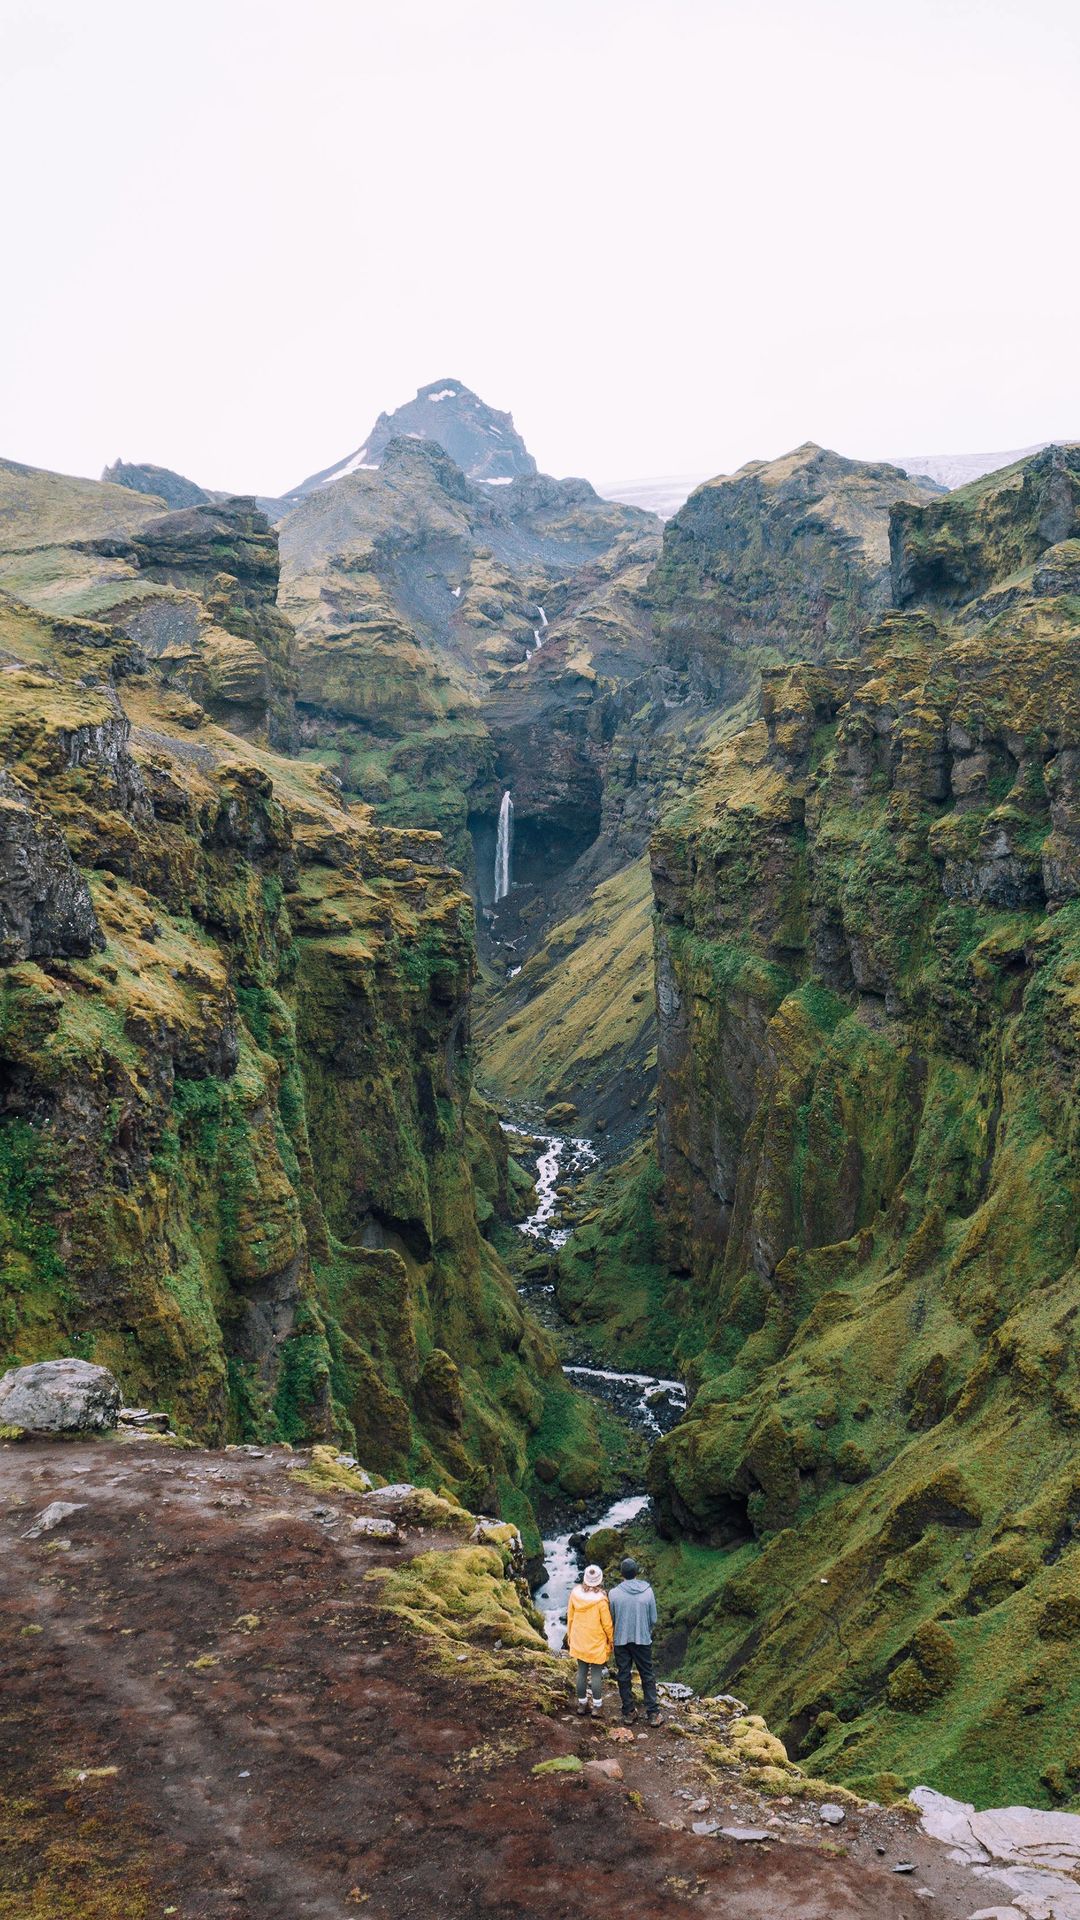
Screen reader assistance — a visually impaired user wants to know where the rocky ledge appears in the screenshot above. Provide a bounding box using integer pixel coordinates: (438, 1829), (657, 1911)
(1, 1431), (1052, 1920)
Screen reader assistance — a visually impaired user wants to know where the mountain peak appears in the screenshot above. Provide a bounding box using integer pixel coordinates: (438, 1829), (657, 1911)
(102, 458), (211, 511)
(290, 379), (537, 499)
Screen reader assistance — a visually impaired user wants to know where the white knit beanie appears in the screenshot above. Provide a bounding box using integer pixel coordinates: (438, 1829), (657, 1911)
(583, 1564), (603, 1587)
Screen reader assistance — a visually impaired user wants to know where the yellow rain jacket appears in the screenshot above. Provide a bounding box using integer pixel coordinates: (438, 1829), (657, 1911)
(566, 1584), (614, 1664)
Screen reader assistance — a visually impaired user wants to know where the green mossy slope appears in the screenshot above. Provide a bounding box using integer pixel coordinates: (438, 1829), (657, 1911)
(477, 855), (657, 1131)
(0, 469), (603, 1553)
(639, 529), (1080, 1804)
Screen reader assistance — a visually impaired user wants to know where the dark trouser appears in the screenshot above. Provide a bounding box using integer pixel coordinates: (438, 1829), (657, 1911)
(615, 1641), (658, 1716)
(575, 1660), (605, 1704)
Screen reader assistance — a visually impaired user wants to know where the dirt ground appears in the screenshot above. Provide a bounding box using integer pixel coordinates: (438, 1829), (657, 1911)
(0, 1439), (1013, 1919)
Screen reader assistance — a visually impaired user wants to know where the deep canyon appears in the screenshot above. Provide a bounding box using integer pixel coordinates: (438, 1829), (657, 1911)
(4, 383), (1080, 1859)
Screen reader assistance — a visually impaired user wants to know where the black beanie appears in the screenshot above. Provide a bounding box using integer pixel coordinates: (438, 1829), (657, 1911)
(620, 1556), (639, 1577)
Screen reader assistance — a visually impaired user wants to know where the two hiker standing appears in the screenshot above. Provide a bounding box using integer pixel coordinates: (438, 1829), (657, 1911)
(566, 1556), (661, 1726)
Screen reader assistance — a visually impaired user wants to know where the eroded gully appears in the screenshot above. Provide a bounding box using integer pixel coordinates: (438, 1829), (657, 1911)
(501, 1121), (687, 1651)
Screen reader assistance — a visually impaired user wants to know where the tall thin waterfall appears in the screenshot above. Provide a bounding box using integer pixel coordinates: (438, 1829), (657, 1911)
(494, 790), (513, 902)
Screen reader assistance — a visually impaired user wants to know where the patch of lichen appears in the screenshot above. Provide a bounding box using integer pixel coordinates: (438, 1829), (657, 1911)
(284, 1444), (373, 1495)
(632, 511), (1080, 1805)
(368, 1543), (548, 1650)
(0, 1787), (155, 1919)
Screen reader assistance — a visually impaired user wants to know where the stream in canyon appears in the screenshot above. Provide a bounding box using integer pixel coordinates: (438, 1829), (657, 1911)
(503, 1120), (687, 1651)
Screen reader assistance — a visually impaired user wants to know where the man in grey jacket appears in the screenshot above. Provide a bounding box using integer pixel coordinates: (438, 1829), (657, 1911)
(609, 1557), (662, 1725)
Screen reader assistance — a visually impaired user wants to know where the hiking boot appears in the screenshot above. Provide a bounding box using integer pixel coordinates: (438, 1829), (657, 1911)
(621, 1709), (638, 1725)
(590, 1697), (604, 1716)
(576, 1701), (589, 1717)
(647, 1711), (663, 1727)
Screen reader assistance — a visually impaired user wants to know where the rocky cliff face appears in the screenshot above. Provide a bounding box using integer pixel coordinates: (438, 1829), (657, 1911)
(651, 444), (941, 702)
(0, 459), (610, 1545)
(641, 448), (1080, 1805)
(891, 441), (1080, 610)
(290, 377), (538, 496)
(0, 462), (296, 749)
(90, 498), (299, 747)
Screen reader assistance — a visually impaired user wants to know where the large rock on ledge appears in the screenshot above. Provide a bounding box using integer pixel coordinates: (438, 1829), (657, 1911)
(0, 1359), (122, 1433)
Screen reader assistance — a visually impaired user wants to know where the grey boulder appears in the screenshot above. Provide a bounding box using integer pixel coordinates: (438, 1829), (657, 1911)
(351, 1516), (402, 1541)
(0, 1358), (122, 1433)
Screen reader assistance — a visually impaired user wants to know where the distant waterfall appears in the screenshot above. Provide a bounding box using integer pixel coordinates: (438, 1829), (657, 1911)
(532, 604), (549, 652)
(494, 790), (514, 902)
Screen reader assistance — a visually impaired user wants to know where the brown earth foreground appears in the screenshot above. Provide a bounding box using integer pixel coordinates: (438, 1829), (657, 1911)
(1, 1439), (1007, 1919)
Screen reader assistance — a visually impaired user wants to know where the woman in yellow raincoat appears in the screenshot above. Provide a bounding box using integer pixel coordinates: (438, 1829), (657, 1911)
(566, 1563), (614, 1716)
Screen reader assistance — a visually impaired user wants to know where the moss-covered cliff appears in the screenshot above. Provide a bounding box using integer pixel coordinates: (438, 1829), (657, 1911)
(0, 462), (618, 1550)
(650, 443), (940, 697)
(637, 449), (1080, 1805)
(891, 443), (1080, 610)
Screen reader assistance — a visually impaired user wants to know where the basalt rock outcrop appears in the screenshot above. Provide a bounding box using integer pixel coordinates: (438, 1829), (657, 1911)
(0, 1356), (121, 1432)
(0, 457), (609, 1543)
(0, 461), (296, 748)
(92, 498), (299, 746)
(640, 447), (1080, 1807)
(651, 443), (941, 702)
(0, 769), (104, 964)
(891, 441), (1080, 610)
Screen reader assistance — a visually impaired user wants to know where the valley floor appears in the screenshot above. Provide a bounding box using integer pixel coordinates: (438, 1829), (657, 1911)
(0, 1436), (1030, 1920)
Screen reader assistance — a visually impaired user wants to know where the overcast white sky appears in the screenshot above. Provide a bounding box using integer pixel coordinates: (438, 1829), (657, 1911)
(2, 0), (1077, 496)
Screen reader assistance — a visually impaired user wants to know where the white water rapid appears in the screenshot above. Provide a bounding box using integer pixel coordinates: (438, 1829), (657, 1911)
(493, 789), (513, 902)
(504, 1128), (598, 1249)
(534, 1493), (650, 1651)
(562, 1365), (687, 1438)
